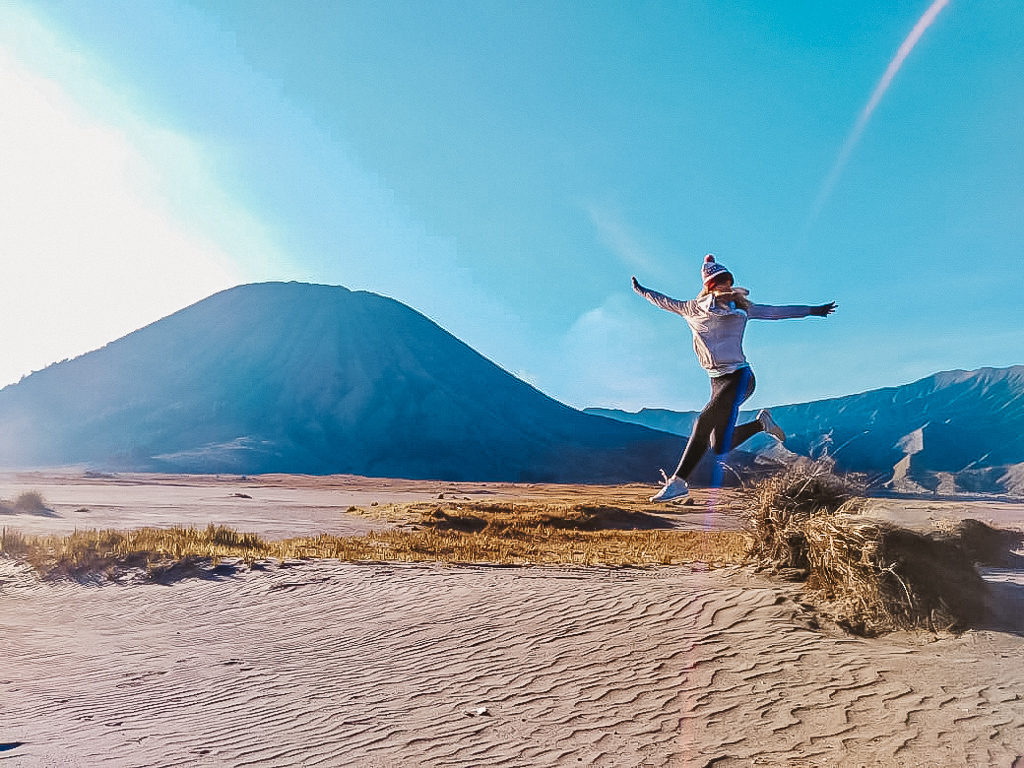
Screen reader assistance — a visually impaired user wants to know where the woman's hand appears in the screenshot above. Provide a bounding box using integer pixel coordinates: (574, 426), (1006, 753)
(811, 301), (837, 316)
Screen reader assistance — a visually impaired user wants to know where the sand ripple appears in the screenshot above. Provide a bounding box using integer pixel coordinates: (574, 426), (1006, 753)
(2, 561), (1023, 766)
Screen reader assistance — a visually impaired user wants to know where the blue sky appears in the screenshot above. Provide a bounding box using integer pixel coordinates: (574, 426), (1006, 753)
(1, 0), (1021, 411)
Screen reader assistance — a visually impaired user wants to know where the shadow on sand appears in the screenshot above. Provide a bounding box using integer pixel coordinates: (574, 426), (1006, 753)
(981, 567), (1024, 636)
(62, 559), (245, 588)
(0, 742), (25, 760)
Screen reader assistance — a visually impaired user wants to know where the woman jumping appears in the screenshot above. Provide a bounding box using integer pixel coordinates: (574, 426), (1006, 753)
(633, 254), (836, 502)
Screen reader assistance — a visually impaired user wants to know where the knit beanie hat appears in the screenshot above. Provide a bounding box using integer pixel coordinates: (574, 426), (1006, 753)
(701, 254), (732, 287)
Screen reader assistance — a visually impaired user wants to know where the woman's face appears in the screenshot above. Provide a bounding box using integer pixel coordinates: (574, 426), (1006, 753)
(709, 275), (734, 291)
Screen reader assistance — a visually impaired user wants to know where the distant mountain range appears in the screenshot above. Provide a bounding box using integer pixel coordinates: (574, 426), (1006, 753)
(587, 365), (1024, 496)
(0, 281), (730, 484)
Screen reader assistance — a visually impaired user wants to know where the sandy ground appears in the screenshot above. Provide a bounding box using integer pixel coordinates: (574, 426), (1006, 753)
(2, 471), (1024, 767)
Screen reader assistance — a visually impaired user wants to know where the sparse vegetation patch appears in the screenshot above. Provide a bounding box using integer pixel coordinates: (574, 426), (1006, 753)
(747, 462), (1017, 635)
(0, 502), (750, 582)
(0, 491), (54, 516)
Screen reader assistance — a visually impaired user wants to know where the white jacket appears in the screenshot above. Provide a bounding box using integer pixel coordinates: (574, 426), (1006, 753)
(634, 282), (814, 376)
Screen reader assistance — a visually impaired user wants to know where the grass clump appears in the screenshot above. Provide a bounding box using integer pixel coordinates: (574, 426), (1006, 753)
(1, 527), (31, 556)
(1, 525), (273, 581)
(747, 463), (865, 570)
(803, 515), (995, 634)
(747, 462), (1017, 635)
(0, 491), (53, 516)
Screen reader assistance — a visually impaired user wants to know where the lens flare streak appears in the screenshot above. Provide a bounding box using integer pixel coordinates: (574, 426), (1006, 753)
(808, 0), (952, 226)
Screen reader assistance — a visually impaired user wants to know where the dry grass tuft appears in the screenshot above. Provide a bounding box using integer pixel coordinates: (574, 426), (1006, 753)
(1, 525), (272, 581)
(747, 462), (866, 570)
(747, 463), (1012, 635)
(0, 491), (53, 516)
(802, 516), (987, 635)
(1, 527), (31, 556)
(0, 502), (750, 581)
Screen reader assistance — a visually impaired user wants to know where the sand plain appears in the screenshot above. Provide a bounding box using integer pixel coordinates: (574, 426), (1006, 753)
(2, 471), (1024, 767)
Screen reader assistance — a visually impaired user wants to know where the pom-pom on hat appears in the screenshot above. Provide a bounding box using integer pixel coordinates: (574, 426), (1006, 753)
(701, 254), (732, 287)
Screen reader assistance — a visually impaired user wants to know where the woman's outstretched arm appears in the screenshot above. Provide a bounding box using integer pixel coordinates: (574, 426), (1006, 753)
(631, 276), (697, 317)
(748, 301), (837, 320)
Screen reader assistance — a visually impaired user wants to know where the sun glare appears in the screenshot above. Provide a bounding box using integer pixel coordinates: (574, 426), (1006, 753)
(0, 46), (247, 387)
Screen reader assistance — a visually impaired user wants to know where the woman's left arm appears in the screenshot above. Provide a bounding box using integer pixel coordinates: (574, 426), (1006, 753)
(748, 301), (837, 319)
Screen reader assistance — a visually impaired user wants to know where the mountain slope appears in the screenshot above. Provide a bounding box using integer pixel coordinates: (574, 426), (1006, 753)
(0, 282), (697, 482)
(764, 366), (1024, 476)
(586, 408), (701, 439)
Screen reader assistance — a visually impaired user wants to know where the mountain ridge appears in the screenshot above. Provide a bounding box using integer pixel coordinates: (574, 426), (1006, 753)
(586, 365), (1024, 495)
(0, 282), (709, 483)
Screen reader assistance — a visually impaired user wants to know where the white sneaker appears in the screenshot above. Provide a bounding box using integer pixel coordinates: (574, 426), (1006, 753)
(650, 473), (689, 502)
(757, 409), (786, 442)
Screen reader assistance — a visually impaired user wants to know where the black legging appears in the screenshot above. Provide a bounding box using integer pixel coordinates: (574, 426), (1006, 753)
(673, 367), (762, 480)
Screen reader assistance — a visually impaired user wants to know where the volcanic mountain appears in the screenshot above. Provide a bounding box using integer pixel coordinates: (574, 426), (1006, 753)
(588, 365), (1024, 495)
(0, 282), (699, 482)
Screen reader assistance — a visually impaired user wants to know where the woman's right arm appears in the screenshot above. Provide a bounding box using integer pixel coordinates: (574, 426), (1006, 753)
(632, 276), (695, 316)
